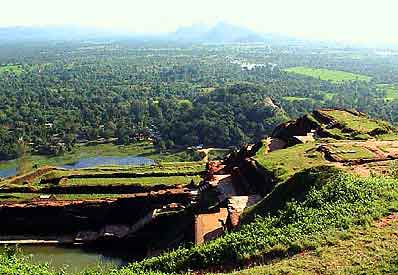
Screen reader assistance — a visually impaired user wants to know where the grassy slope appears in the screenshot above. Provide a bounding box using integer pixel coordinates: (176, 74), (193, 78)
(284, 67), (371, 82)
(325, 109), (387, 134)
(310, 109), (398, 141)
(0, 142), (201, 170)
(223, 219), (398, 275)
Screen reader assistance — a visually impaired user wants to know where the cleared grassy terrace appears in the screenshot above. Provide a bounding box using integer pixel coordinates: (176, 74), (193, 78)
(63, 175), (202, 186)
(284, 66), (371, 83)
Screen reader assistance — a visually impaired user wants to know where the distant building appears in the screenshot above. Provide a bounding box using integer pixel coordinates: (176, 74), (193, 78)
(39, 194), (56, 200)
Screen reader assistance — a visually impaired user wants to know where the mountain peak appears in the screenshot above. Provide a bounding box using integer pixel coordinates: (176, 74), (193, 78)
(173, 21), (263, 43)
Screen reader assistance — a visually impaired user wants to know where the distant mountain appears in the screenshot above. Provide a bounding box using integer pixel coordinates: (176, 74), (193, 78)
(0, 26), (130, 42)
(172, 23), (212, 41)
(0, 22), (300, 45)
(171, 22), (265, 43)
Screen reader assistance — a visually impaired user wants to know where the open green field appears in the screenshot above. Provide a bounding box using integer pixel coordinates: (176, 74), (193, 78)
(377, 84), (398, 100)
(41, 162), (206, 180)
(283, 91), (336, 103)
(322, 91), (336, 100)
(0, 142), (201, 171)
(284, 66), (372, 83)
(199, 87), (216, 93)
(0, 64), (23, 75)
(282, 96), (312, 102)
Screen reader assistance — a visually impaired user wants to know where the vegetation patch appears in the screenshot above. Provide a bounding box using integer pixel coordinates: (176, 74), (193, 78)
(377, 84), (398, 101)
(282, 96), (312, 102)
(208, 149), (231, 161)
(284, 67), (372, 82)
(0, 64), (23, 75)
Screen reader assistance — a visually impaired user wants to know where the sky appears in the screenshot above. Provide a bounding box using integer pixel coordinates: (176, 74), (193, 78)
(1, 0), (398, 44)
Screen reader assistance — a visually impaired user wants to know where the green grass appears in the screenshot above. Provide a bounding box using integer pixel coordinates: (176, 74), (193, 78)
(0, 193), (38, 202)
(377, 84), (398, 101)
(0, 64), (23, 75)
(0, 161), (206, 189)
(64, 175), (202, 186)
(283, 91), (335, 103)
(282, 96), (312, 102)
(322, 91), (336, 100)
(0, 142), (201, 171)
(284, 67), (371, 83)
(253, 141), (326, 182)
(222, 221), (398, 275)
(41, 162), (206, 180)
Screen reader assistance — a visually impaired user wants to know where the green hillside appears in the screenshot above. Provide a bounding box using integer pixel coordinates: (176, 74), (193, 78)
(2, 109), (398, 274)
(221, 219), (398, 275)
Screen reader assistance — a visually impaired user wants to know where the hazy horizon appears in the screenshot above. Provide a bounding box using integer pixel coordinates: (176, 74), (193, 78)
(1, 0), (398, 45)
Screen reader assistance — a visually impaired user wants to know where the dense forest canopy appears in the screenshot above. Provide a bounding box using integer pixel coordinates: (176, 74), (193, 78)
(1, 42), (398, 160)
